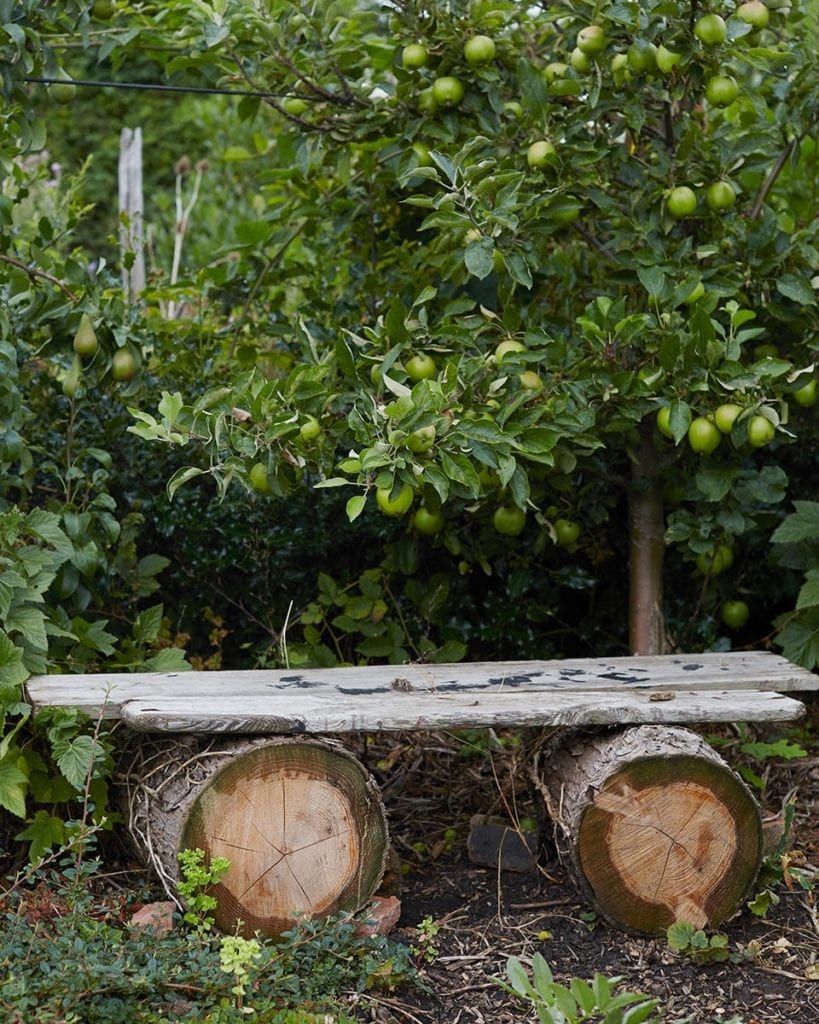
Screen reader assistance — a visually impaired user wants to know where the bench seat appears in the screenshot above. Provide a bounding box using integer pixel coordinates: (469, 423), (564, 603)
(25, 650), (816, 734)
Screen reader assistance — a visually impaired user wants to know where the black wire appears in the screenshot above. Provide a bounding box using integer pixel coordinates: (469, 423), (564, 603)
(25, 75), (297, 100)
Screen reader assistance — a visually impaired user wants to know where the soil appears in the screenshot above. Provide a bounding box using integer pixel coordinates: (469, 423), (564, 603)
(1, 712), (816, 1024)
(356, 711), (819, 1024)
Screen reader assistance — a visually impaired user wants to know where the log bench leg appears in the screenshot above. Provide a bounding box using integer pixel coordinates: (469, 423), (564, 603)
(532, 724), (763, 934)
(122, 735), (389, 938)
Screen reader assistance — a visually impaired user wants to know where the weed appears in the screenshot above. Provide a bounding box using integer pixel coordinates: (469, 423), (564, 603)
(411, 915), (441, 963)
(497, 953), (660, 1023)
(177, 846), (231, 934)
(667, 921), (731, 963)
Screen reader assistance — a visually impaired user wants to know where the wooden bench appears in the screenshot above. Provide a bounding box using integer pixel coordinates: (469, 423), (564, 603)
(26, 651), (817, 939)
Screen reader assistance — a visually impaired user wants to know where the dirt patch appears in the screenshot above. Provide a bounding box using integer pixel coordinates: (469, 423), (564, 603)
(360, 723), (818, 1024)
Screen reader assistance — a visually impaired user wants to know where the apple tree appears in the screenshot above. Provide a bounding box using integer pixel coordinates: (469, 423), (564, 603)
(4, 0), (817, 669)
(115, 0), (817, 660)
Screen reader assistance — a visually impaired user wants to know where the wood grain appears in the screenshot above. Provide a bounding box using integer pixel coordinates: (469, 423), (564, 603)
(533, 726), (762, 934)
(25, 651), (817, 724)
(116, 688), (804, 734)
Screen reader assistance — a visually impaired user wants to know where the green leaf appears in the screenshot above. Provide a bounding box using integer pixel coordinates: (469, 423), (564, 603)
(141, 647), (190, 672)
(776, 273), (815, 306)
(796, 570), (819, 612)
(138, 554), (171, 579)
(668, 400), (691, 444)
(26, 509), (72, 555)
(234, 220), (272, 244)
(771, 501), (819, 544)
(15, 810), (66, 863)
(0, 758), (28, 817)
(505, 957), (537, 998)
(695, 465), (740, 502)
(622, 999), (662, 1023)
(0, 630), (28, 688)
(570, 978), (597, 1015)
(346, 495), (366, 522)
(666, 920), (695, 950)
(464, 239), (495, 280)
(51, 735), (98, 791)
(439, 452), (481, 496)
(167, 466), (206, 500)
(5, 605), (47, 651)
(430, 640), (466, 663)
(518, 428), (559, 455)
(741, 738), (807, 760)
(637, 265), (666, 299)
(748, 888), (778, 917)
(158, 390), (185, 423)
(314, 477), (353, 488)
(134, 604), (163, 645)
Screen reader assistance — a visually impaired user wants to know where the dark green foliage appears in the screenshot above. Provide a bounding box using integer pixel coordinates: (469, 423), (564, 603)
(0, 864), (413, 1023)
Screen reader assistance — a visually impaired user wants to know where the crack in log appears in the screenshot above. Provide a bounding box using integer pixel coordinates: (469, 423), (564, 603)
(238, 854), (286, 900)
(234, 787), (284, 854)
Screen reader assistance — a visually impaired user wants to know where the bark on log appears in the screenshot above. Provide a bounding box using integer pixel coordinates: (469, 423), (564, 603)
(122, 735), (388, 938)
(532, 725), (762, 934)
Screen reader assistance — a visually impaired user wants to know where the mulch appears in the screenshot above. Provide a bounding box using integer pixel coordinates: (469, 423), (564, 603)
(356, 714), (819, 1024)
(1, 711), (815, 1024)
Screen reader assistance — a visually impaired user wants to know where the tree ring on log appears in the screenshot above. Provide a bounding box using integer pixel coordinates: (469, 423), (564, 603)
(123, 736), (388, 938)
(532, 725), (762, 934)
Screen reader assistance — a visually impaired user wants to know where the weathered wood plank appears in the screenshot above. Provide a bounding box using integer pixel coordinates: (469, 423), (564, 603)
(25, 652), (817, 721)
(119, 689), (805, 734)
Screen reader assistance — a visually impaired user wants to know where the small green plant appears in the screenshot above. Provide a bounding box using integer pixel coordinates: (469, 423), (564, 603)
(497, 953), (660, 1023)
(177, 847), (231, 933)
(707, 723), (808, 790)
(749, 801), (815, 917)
(0, 860), (416, 1022)
(666, 921), (730, 963)
(219, 934), (262, 1012)
(412, 915), (441, 963)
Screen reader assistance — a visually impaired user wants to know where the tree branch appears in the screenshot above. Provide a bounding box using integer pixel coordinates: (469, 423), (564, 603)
(0, 252), (78, 300)
(749, 138), (799, 219)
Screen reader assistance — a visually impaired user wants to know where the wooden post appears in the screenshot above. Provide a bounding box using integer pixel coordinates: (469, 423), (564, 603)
(118, 127), (145, 302)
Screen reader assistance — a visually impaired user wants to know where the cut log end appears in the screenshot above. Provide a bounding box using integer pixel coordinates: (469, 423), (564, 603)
(125, 737), (388, 939)
(578, 754), (761, 932)
(534, 726), (762, 934)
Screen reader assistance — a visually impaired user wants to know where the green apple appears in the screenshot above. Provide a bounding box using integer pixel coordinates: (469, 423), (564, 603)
(714, 403), (742, 433)
(706, 180), (736, 211)
(705, 75), (738, 107)
(432, 76), (465, 107)
(544, 62), (569, 83)
(627, 40), (656, 73)
(402, 43), (429, 69)
(736, 1), (770, 29)
(667, 186), (697, 219)
(464, 35), (496, 64)
(495, 339), (526, 362)
(376, 482), (413, 516)
(406, 353), (437, 380)
(493, 505), (526, 535)
(793, 379), (817, 407)
(656, 44), (682, 74)
(695, 13), (728, 45)
(577, 25), (607, 55)
(570, 47), (592, 73)
(527, 140), (557, 169)
(414, 506), (444, 535)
